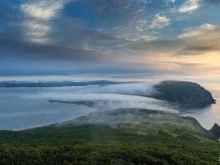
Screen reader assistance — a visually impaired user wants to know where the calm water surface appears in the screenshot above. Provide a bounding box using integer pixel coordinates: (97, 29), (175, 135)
(0, 87), (95, 130)
(182, 88), (220, 129)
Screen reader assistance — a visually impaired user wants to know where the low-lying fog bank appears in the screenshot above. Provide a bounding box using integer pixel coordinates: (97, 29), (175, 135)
(25, 82), (178, 113)
(0, 80), (218, 130)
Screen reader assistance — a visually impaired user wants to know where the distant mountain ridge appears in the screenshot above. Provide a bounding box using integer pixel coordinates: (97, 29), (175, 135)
(0, 80), (123, 87)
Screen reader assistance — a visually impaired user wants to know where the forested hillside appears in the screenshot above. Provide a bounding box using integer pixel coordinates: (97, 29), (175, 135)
(0, 109), (219, 165)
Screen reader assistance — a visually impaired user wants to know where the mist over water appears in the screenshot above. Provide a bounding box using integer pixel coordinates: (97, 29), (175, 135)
(25, 83), (176, 113)
(0, 82), (219, 130)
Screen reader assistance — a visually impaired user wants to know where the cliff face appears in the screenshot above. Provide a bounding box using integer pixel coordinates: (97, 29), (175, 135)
(151, 81), (216, 107)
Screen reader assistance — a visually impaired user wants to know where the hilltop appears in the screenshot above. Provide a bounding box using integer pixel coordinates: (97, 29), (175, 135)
(0, 109), (219, 164)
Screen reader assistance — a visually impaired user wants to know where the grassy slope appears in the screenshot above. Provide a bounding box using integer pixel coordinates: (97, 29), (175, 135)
(0, 109), (219, 164)
(0, 124), (219, 164)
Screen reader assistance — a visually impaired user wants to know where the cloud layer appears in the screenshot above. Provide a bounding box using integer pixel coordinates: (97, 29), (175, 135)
(0, 0), (220, 81)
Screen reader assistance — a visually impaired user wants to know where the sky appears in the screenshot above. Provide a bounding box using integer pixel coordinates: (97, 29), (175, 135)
(0, 0), (220, 83)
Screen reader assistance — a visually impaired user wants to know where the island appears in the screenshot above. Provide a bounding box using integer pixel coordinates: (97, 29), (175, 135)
(151, 81), (216, 107)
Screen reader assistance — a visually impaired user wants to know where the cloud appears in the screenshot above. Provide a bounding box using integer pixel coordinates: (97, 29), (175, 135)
(149, 14), (170, 29)
(178, 24), (218, 38)
(20, 0), (67, 20)
(124, 23), (220, 56)
(1, 0), (220, 81)
(0, 37), (106, 62)
(124, 38), (185, 53)
(0, 21), (126, 63)
(176, 24), (220, 54)
(77, 30), (122, 42)
(23, 20), (51, 43)
(69, 82), (156, 96)
(1, 0), (170, 61)
(178, 0), (200, 13)
(81, 0), (155, 42)
(165, 0), (176, 3)
(130, 35), (158, 42)
(177, 38), (220, 55)
(0, 0), (128, 64)
(20, 0), (70, 43)
(80, 0), (149, 28)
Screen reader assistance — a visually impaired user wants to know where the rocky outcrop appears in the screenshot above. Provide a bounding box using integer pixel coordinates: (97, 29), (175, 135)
(151, 81), (216, 107)
(209, 123), (220, 139)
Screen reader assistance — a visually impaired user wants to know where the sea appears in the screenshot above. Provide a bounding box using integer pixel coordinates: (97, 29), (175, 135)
(0, 85), (219, 130)
(181, 87), (220, 130)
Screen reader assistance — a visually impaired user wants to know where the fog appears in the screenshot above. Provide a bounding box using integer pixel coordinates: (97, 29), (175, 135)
(25, 82), (178, 113)
(0, 82), (180, 130)
(1, 82), (219, 130)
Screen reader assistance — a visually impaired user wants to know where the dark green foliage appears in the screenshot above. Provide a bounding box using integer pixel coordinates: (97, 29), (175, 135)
(0, 108), (219, 164)
(0, 142), (219, 165)
(0, 124), (220, 165)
